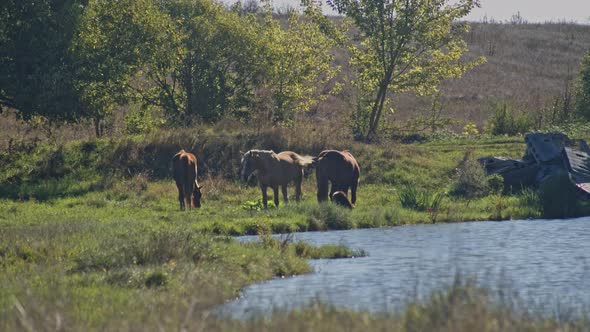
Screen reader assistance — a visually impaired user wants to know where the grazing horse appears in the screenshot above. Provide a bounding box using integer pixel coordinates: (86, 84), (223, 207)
(172, 150), (203, 210)
(331, 191), (354, 209)
(313, 150), (360, 205)
(241, 149), (314, 208)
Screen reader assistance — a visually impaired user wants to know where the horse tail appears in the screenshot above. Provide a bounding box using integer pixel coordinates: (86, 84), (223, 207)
(293, 153), (315, 168)
(172, 149), (186, 165)
(310, 156), (320, 168)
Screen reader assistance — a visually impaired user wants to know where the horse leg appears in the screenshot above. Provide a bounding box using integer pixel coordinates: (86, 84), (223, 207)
(281, 185), (289, 205)
(178, 190), (184, 211)
(351, 180), (358, 205)
(273, 186), (280, 207)
(261, 184), (268, 209)
(184, 181), (194, 209)
(295, 177), (302, 203)
(317, 178), (329, 203)
(329, 182), (337, 200)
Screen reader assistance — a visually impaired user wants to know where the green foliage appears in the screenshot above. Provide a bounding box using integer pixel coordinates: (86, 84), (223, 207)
(151, 0), (263, 123)
(0, 0), (85, 122)
(258, 7), (340, 125)
(399, 185), (445, 212)
(73, 0), (175, 135)
(307, 203), (354, 230)
(294, 241), (367, 259)
(144, 271), (169, 288)
(242, 199), (276, 211)
(324, 0), (483, 140)
(124, 107), (162, 135)
(575, 49), (590, 120)
(450, 152), (489, 198)
(486, 174), (504, 195)
(487, 101), (533, 136)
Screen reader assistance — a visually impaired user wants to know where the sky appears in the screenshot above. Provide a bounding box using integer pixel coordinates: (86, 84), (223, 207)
(465, 0), (590, 23)
(255, 0), (590, 23)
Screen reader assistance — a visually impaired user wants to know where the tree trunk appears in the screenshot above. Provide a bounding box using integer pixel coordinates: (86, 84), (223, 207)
(184, 53), (194, 119)
(366, 82), (389, 142)
(94, 117), (102, 137)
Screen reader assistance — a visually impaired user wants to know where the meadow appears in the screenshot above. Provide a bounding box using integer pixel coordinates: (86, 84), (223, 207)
(2, 126), (590, 330)
(2, 9), (590, 329)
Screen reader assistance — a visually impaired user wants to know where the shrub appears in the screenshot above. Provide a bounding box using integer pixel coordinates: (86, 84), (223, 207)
(399, 185), (445, 212)
(450, 152), (488, 198)
(144, 271), (168, 288)
(306, 203), (353, 231)
(486, 174), (504, 195)
(487, 101), (533, 136)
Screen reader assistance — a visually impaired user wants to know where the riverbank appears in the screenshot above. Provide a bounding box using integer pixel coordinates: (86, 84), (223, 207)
(3, 128), (578, 233)
(1, 129), (589, 329)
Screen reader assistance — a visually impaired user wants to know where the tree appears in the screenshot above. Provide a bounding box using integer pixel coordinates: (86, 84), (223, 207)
(575, 49), (590, 120)
(324, 0), (484, 141)
(257, 5), (340, 125)
(143, 0), (338, 126)
(0, 0), (84, 122)
(72, 0), (175, 136)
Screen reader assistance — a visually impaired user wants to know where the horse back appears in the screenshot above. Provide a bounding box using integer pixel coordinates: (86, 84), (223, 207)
(173, 150), (198, 183)
(316, 150), (360, 183)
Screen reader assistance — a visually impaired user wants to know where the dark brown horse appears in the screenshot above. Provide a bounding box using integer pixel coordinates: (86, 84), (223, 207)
(172, 150), (202, 210)
(241, 149), (314, 208)
(313, 150), (360, 205)
(332, 191), (354, 209)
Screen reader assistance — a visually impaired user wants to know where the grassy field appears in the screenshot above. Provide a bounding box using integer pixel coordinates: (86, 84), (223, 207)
(2, 127), (590, 329)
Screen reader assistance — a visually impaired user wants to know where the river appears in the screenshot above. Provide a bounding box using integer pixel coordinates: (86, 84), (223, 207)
(220, 218), (590, 318)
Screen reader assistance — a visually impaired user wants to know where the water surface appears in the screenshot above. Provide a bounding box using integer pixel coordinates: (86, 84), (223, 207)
(221, 218), (590, 318)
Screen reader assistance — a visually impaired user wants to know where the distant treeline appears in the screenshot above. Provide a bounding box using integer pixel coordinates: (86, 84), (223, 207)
(1, 0), (589, 141)
(0, 0), (338, 136)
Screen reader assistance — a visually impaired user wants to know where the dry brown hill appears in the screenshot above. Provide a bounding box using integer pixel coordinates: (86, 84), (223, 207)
(344, 22), (590, 131)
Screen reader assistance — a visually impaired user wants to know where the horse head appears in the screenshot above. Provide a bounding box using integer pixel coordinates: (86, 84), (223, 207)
(192, 183), (203, 208)
(241, 150), (274, 181)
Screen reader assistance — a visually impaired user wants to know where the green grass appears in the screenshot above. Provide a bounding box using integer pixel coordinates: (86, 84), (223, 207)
(1, 131), (588, 330)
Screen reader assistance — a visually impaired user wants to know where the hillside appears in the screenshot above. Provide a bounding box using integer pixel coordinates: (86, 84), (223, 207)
(319, 22), (590, 132)
(1, 22), (590, 146)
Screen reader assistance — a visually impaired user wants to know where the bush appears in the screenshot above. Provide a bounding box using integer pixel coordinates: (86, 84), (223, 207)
(487, 101), (533, 136)
(450, 152), (489, 198)
(306, 203), (353, 231)
(486, 174), (504, 195)
(399, 185), (445, 212)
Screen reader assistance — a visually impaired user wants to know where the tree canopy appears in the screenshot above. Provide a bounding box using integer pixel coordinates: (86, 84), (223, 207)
(324, 0), (484, 141)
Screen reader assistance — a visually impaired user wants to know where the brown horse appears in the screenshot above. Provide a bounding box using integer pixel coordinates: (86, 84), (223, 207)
(313, 150), (360, 205)
(172, 150), (203, 210)
(332, 191), (354, 209)
(241, 150), (314, 208)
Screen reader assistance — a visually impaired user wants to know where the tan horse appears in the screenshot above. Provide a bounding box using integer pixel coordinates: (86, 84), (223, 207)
(313, 150), (360, 205)
(172, 150), (203, 210)
(241, 150), (314, 208)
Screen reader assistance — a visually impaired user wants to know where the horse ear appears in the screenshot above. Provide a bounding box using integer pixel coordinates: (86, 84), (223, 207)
(240, 150), (244, 155)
